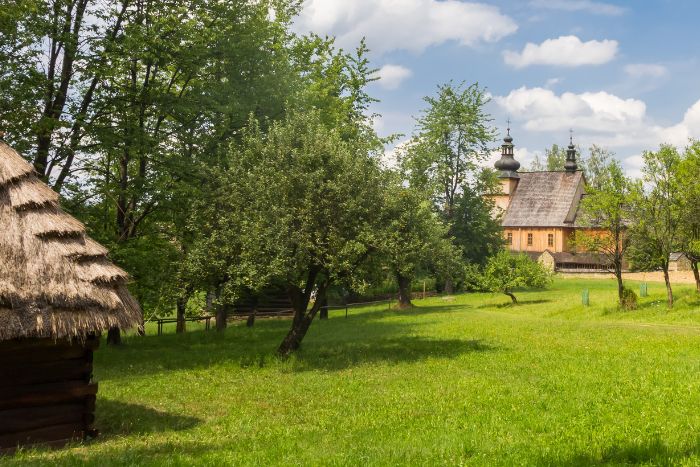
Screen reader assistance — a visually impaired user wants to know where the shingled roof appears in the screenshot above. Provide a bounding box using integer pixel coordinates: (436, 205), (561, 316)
(0, 141), (141, 341)
(501, 171), (584, 227)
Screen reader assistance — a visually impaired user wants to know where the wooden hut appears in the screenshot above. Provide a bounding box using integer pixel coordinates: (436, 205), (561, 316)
(0, 141), (141, 453)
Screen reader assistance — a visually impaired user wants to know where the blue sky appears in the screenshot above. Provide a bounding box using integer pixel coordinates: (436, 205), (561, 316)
(293, 0), (700, 177)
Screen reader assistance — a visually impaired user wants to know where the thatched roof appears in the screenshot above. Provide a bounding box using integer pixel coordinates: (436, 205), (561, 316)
(0, 141), (141, 340)
(501, 171), (585, 227)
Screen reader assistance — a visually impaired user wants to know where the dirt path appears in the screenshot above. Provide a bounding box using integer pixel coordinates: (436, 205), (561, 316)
(560, 271), (698, 284)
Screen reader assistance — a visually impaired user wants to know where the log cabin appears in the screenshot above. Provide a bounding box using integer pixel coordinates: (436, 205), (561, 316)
(0, 141), (141, 453)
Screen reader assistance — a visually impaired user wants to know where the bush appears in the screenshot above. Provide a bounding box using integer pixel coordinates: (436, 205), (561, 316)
(620, 287), (638, 311)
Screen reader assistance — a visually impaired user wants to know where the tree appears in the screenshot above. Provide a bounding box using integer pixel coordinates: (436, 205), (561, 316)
(574, 160), (640, 305)
(677, 141), (700, 292)
(581, 145), (614, 190)
(480, 250), (551, 304)
(629, 145), (683, 308)
(402, 82), (496, 219)
(399, 82), (496, 291)
(544, 144), (566, 171)
(450, 169), (504, 266)
(191, 109), (385, 355)
(380, 181), (460, 308)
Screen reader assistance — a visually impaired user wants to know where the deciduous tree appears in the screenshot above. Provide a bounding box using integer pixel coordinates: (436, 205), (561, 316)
(574, 160), (640, 305)
(480, 250), (551, 304)
(629, 145), (683, 307)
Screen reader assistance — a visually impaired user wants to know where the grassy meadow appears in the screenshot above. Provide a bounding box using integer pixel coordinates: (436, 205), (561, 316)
(7, 277), (700, 466)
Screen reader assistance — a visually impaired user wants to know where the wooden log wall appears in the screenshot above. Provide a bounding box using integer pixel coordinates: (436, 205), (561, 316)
(0, 335), (99, 454)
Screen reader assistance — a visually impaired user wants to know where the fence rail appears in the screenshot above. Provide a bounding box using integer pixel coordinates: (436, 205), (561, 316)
(153, 297), (399, 335)
(155, 316), (213, 336)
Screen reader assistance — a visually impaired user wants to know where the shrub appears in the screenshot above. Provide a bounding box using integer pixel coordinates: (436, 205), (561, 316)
(620, 287), (638, 311)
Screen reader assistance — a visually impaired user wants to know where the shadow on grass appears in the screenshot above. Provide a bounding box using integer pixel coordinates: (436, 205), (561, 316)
(360, 303), (469, 320)
(96, 300), (493, 380)
(476, 299), (553, 309)
(545, 437), (700, 466)
(289, 337), (497, 372)
(96, 399), (201, 436)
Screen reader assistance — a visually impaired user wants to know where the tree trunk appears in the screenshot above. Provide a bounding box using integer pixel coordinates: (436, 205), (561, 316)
(106, 327), (121, 346)
(444, 277), (454, 295)
(206, 290), (215, 313)
(216, 304), (227, 331)
(278, 283), (327, 357)
(505, 291), (518, 304)
(662, 264), (674, 308)
(246, 306), (257, 327)
(278, 313), (314, 356)
(319, 296), (328, 320)
(137, 316), (145, 336)
(615, 261), (624, 305)
(396, 273), (413, 309)
(176, 297), (186, 333)
(246, 295), (259, 327)
(692, 261), (700, 294)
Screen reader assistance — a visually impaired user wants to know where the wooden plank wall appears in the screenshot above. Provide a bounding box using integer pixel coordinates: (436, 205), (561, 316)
(0, 335), (99, 454)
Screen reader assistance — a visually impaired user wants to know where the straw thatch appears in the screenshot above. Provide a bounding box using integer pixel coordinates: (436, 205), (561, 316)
(0, 141), (141, 340)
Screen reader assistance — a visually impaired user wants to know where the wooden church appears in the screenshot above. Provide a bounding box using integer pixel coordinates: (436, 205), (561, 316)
(486, 129), (608, 271)
(0, 141), (141, 452)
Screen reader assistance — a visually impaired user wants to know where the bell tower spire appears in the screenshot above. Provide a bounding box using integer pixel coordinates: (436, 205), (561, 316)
(564, 129), (578, 172)
(494, 120), (520, 179)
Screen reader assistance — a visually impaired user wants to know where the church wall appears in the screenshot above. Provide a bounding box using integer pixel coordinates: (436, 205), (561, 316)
(504, 227), (570, 253)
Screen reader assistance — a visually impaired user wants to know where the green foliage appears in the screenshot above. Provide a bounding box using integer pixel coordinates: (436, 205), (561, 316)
(480, 250), (552, 303)
(628, 146), (683, 271)
(187, 107), (385, 302)
(575, 159), (640, 304)
(620, 287), (638, 311)
(534, 144), (567, 171)
(379, 179), (461, 292)
(451, 179), (504, 265)
(400, 81), (496, 217)
(581, 144), (614, 190)
(677, 141), (700, 268)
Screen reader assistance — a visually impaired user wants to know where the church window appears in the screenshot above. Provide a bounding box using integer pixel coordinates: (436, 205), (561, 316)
(548, 233), (554, 247)
(507, 232), (513, 245)
(527, 233), (533, 246)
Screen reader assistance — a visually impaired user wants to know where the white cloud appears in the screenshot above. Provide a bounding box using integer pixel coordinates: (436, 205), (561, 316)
(529, 0), (625, 16)
(624, 63), (668, 78)
(503, 35), (618, 68)
(495, 86), (700, 150)
(293, 0), (517, 54)
(377, 64), (412, 90)
(495, 87), (645, 133)
(623, 154), (644, 179)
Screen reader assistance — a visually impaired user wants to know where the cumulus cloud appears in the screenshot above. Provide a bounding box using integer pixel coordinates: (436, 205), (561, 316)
(624, 63), (669, 78)
(377, 64), (412, 90)
(529, 0), (625, 16)
(503, 35), (618, 68)
(495, 86), (700, 149)
(495, 87), (645, 133)
(293, 0), (517, 54)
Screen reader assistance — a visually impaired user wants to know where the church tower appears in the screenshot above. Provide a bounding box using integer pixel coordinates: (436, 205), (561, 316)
(494, 125), (520, 198)
(564, 133), (578, 172)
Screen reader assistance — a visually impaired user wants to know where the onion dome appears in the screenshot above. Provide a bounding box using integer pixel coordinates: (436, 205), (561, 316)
(494, 125), (520, 179)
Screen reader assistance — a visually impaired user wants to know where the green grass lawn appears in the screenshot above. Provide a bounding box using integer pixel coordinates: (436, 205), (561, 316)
(8, 277), (700, 466)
